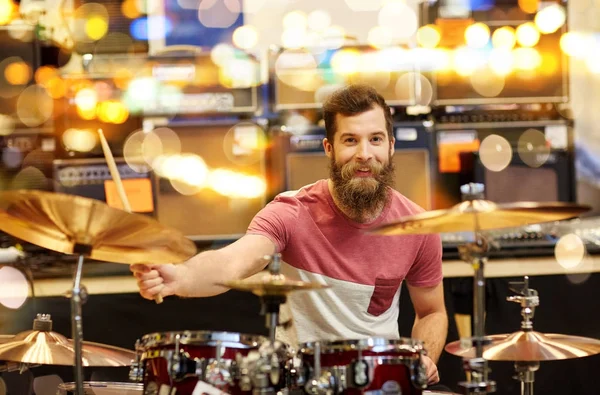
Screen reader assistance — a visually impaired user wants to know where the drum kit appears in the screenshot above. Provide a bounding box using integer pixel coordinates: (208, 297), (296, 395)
(0, 183), (598, 395)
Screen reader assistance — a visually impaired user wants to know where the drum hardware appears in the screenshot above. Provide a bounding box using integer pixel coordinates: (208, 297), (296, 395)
(0, 189), (196, 395)
(304, 342), (336, 395)
(371, 183), (590, 395)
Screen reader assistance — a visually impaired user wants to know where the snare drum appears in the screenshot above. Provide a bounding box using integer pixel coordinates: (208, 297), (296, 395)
(56, 381), (142, 394)
(299, 337), (427, 395)
(134, 331), (267, 395)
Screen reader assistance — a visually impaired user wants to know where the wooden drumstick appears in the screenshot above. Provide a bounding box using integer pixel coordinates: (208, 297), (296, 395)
(97, 128), (164, 304)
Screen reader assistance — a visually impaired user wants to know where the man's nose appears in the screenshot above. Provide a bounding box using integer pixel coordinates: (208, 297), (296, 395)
(355, 141), (374, 161)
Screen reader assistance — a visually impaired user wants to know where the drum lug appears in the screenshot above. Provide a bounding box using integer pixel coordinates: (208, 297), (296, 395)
(171, 350), (204, 381)
(205, 360), (233, 388)
(348, 359), (369, 388)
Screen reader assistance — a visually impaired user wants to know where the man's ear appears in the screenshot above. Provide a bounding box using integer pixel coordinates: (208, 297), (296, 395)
(390, 137), (395, 157)
(323, 138), (333, 159)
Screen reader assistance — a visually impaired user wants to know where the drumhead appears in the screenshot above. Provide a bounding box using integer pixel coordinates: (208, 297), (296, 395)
(300, 337), (424, 353)
(139, 330), (266, 349)
(57, 381), (142, 394)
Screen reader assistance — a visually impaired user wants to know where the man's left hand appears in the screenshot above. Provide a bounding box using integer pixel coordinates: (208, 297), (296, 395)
(422, 355), (439, 385)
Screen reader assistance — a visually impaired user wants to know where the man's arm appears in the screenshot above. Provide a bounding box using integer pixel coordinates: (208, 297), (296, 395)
(133, 234), (277, 299)
(407, 282), (448, 363)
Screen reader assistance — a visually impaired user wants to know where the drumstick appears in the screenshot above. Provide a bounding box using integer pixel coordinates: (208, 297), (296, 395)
(97, 128), (164, 304)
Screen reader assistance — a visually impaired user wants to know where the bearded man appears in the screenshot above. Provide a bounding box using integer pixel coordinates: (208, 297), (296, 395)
(131, 84), (447, 386)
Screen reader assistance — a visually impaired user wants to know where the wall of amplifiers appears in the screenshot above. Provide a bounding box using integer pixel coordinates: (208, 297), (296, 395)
(0, 17), (576, 241)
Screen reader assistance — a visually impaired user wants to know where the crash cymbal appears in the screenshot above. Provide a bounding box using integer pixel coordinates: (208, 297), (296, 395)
(0, 190), (196, 264)
(221, 272), (329, 296)
(0, 314), (135, 366)
(445, 331), (600, 361)
(370, 200), (590, 236)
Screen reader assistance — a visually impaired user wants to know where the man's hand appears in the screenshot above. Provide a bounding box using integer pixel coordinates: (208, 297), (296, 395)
(422, 355), (440, 385)
(131, 263), (180, 300)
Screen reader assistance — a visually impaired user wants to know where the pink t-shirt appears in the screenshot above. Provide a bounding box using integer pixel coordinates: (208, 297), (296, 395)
(247, 179), (442, 343)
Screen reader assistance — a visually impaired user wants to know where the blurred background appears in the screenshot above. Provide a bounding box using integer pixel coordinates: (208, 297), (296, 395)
(0, 0), (599, 394)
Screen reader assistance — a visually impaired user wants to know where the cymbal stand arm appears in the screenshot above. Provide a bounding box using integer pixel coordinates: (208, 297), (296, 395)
(507, 276), (539, 332)
(71, 253), (86, 395)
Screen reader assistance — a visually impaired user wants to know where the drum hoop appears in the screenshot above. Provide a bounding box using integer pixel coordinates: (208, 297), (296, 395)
(139, 330), (266, 348)
(299, 337), (424, 353)
(57, 381), (143, 390)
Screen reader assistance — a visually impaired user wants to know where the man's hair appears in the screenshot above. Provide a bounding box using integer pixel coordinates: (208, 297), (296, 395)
(322, 84), (394, 144)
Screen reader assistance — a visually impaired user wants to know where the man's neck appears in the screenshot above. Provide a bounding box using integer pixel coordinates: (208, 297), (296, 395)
(327, 179), (386, 223)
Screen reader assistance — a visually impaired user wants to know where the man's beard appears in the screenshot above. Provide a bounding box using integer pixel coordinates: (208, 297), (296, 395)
(329, 154), (395, 221)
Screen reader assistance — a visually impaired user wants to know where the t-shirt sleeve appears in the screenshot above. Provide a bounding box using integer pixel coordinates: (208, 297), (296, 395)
(405, 233), (443, 287)
(247, 194), (300, 253)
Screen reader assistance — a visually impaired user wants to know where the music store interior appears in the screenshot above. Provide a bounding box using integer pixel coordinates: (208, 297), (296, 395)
(0, 0), (599, 394)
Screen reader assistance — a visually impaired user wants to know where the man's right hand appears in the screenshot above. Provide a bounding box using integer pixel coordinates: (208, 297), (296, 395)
(131, 263), (180, 300)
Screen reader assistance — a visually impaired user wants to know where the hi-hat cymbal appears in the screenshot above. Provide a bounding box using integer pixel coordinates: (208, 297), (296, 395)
(445, 331), (600, 361)
(370, 200), (590, 236)
(0, 331), (135, 366)
(0, 190), (196, 264)
(221, 272), (329, 296)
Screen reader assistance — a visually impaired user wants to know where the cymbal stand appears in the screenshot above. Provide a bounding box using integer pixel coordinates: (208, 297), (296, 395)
(252, 253), (286, 395)
(457, 183), (496, 394)
(71, 246), (91, 395)
(507, 277), (540, 395)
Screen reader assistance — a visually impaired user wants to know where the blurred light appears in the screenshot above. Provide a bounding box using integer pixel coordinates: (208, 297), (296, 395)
(330, 49), (361, 75)
(344, 0), (384, 11)
(283, 10), (307, 30)
(281, 27), (307, 49)
(378, 1), (418, 40)
(555, 234), (586, 269)
(141, 130), (164, 166)
(517, 128), (550, 167)
(220, 58), (260, 88)
(122, 0), (142, 19)
(307, 10), (331, 32)
(417, 25), (441, 49)
(211, 43), (236, 67)
(131, 16), (174, 41)
(2, 146), (22, 168)
(560, 32), (588, 58)
(275, 49), (320, 91)
(585, 53), (600, 74)
(178, 154), (209, 187)
(479, 134), (513, 172)
(0, 266), (28, 309)
(208, 169), (266, 199)
(232, 25), (258, 49)
(198, 0), (241, 28)
(465, 23), (490, 48)
(0, 114), (15, 136)
(285, 113), (312, 135)
(0, 0), (14, 25)
(516, 22), (540, 47)
(513, 47), (542, 70)
(153, 127), (181, 156)
(114, 68), (134, 90)
(518, 0), (539, 14)
(74, 88), (98, 111)
(320, 25), (346, 50)
(243, 0), (267, 14)
(76, 106), (96, 120)
(355, 51), (391, 90)
(534, 4), (566, 34)
(85, 16), (109, 40)
(16, 85), (53, 127)
(4, 61), (31, 85)
(395, 72), (433, 106)
(453, 47), (484, 77)
(368, 26), (393, 49)
(470, 68), (505, 97)
(489, 49), (514, 76)
(35, 66), (59, 85)
(62, 128), (98, 152)
(492, 26), (516, 50)
(123, 130), (149, 172)
(97, 100), (129, 124)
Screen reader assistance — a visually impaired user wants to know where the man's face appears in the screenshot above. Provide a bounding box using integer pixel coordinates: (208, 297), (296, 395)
(323, 106), (395, 215)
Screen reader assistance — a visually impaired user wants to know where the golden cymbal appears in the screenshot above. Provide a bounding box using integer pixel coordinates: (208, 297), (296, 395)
(0, 331), (135, 366)
(0, 190), (196, 264)
(221, 272), (329, 296)
(370, 200), (590, 235)
(445, 331), (600, 361)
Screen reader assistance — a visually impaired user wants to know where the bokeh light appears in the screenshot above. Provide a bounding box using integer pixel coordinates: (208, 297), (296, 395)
(0, 266), (28, 309)
(479, 134), (513, 172)
(555, 234), (586, 269)
(198, 0), (241, 28)
(517, 128), (550, 167)
(515, 22), (540, 47)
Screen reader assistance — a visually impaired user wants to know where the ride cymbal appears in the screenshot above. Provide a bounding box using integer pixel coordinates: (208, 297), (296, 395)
(0, 190), (196, 264)
(445, 331), (600, 361)
(0, 315), (135, 366)
(370, 200), (590, 236)
(221, 273), (329, 296)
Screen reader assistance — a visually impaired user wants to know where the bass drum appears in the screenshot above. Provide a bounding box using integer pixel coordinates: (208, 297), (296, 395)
(56, 381), (143, 394)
